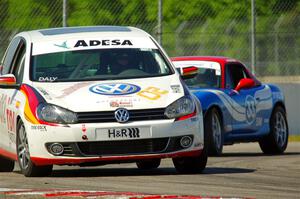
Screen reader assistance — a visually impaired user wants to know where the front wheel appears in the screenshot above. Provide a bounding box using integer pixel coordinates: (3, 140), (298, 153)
(0, 156), (14, 172)
(204, 108), (224, 156)
(136, 159), (161, 170)
(16, 120), (53, 177)
(259, 106), (288, 154)
(172, 150), (207, 174)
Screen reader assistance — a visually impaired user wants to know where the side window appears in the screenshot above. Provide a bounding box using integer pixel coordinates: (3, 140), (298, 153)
(225, 66), (233, 89)
(11, 41), (26, 84)
(226, 64), (249, 89)
(1, 37), (21, 75)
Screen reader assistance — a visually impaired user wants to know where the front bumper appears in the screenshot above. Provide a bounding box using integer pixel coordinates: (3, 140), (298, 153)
(25, 117), (203, 166)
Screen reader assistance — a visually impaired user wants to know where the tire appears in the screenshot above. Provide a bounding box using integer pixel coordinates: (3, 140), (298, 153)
(173, 149), (207, 174)
(0, 156), (14, 172)
(259, 106), (288, 154)
(16, 120), (53, 177)
(204, 108), (224, 156)
(136, 159), (161, 170)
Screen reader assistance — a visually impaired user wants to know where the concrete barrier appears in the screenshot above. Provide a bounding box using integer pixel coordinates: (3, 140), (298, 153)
(277, 84), (300, 135)
(259, 77), (299, 135)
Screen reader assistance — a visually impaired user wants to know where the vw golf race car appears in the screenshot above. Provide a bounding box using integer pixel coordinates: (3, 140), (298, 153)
(172, 56), (288, 156)
(0, 26), (207, 177)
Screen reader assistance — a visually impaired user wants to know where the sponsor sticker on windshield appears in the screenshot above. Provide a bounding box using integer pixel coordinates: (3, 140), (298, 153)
(32, 37), (158, 55)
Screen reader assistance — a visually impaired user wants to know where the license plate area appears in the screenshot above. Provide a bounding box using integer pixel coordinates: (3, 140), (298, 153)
(95, 126), (151, 140)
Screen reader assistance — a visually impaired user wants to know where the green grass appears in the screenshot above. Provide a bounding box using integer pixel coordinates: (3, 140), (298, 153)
(289, 135), (300, 142)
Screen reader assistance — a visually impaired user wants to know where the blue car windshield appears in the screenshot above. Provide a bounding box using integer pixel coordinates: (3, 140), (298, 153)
(184, 68), (221, 88)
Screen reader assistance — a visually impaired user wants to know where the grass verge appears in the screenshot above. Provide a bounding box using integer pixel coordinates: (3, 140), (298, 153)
(289, 135), (300, 142)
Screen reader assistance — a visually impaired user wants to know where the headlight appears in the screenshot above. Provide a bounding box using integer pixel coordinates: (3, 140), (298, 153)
(37, 103), (78, 124)
(165, 95), (196, 119)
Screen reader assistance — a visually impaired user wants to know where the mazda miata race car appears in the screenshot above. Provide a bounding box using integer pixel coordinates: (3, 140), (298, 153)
(172, 56), (288, 156)
(0, 26), (207, 177)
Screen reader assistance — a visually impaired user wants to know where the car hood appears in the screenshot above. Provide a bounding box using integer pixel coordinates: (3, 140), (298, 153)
(31, 75), (185, 112)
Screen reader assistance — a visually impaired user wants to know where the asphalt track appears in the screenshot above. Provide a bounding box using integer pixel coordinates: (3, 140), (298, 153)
(0, 142), (299, 199)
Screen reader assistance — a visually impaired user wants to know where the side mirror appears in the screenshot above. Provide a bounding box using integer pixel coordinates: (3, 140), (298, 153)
(0, 74), (19, 89)
(180, 66), (198, 80)
(234, 78), (255, 92)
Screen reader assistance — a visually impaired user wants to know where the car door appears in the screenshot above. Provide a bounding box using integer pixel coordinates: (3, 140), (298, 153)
(224, 63), (265, 134)
(0, 37), (26, 150)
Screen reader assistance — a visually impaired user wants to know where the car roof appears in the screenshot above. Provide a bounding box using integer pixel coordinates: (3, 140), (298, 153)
(171, 56), (240, 64)
(20, 26), (150, 43)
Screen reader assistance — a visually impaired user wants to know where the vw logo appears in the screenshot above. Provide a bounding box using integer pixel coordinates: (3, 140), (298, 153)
(89, 83), (141, 95)
(114, 108), (130, 123)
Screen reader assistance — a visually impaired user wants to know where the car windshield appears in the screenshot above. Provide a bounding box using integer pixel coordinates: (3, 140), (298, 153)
(30, 48), (173, 82)
(184, 67), (221, 88)
(173, 61), (221, 88)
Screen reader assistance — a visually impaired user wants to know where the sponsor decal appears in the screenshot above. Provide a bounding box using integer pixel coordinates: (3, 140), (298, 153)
(74, 39), (133, 48)
(108, 128), (140, 138)
(38, 77), (58, 82)
(81, 124), (88, 140)
(110, 101), (119, 107)
(31, 125), (47, 132)
(57, 82), (92, 99)
(90, 83), (141, 95)
(6, 109), (16, 133)
(170, 85), (181, 93)
(245, 95), (256, 124)
(109, 99), (133, 108)
(137, 87), (168, 100)
(97, 97), (140, 105)
(82, 124), (87, 132)
(38, 87), (53, 100)
(8, 132), (16, 144)
(0, 94), (8, 123)
(54, 41), (70, 49)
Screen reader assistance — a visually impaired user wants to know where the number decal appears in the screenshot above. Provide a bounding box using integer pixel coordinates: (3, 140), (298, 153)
(6, 109), (16, 133)
(137, 87), (168, 100)
(245, 95), (256, 124)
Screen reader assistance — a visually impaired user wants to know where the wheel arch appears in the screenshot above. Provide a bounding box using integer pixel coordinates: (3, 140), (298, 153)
(16, 115), (22, 125)
(204, 105), (224, 127)
(16, 115), (23, 134)
(270, 101), (288, 131)
(273, 101), (286, 113)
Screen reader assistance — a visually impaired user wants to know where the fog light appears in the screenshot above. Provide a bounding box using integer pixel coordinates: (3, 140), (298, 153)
(180, 136), (193, 148)
(49, 143), (64, 156)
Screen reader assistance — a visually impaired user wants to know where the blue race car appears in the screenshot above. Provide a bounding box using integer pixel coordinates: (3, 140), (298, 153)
(172, 56), (288, 156)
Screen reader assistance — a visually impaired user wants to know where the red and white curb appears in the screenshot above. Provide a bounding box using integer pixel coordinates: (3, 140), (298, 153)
(0, 188), (247, 199)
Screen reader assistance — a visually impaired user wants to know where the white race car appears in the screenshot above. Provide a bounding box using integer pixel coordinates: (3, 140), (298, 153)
(0, 26), (206, 177)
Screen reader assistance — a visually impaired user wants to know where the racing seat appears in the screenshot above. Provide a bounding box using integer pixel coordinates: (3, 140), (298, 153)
(96, 52), (111, 75)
